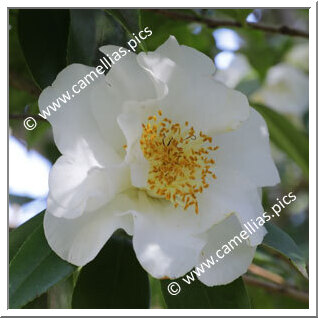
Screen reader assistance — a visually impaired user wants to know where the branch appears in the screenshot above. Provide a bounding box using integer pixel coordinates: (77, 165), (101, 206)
(149, 9), (309, 38)
(10, 70), (41, 97)
(243, 275), (309, 303)
(248, 263), (285, 284)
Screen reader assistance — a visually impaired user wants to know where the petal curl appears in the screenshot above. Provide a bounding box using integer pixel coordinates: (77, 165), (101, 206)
(47, 139), (131, 219)
(44, 192), (135, 266)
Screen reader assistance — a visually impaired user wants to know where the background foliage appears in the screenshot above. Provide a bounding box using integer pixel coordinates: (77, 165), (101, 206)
(9, 8), (309, 309)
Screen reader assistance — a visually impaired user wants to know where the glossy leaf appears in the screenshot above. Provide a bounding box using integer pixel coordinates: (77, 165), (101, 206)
(252, 103), (309, 178)
(263, 222), (308, 278)
(9, 211), (44, 262)
(18, 9), (70, 89)
(67, 9), (127, 66)
(106, 9), (147, 52)
(239, 30), (292, 80)
(161, 276), (250, 309)
(9, 212), (76, 308)
(72, 235), (150, 309)
(9, 10), (35, 80)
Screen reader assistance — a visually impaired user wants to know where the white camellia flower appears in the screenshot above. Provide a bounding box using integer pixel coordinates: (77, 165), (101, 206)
(251, 63), (309, 116)
(40, 36), (279, 286)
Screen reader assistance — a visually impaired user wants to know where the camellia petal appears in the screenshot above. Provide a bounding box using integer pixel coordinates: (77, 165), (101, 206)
(47, 156), (131, 219)
(196, 214), (257, 286)
(45, 134), (130, 219)
(213, 108), (280, 188)
(137, 48), (250, 135)
(129, 191), (206, 278)
(90, 46), (158, 152)
(146, 35), (216, 77)
(44, 191), (136, 266)
(203, 166), (267, 247)
(38, 64), (115, 164)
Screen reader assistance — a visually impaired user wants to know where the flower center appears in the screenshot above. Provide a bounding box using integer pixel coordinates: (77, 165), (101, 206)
(139, 110), (218, 214)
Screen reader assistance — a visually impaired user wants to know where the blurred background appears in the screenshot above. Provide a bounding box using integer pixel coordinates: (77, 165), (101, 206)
(9, 8), (309, 309)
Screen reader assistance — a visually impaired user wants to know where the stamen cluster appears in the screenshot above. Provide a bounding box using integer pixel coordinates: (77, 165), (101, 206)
(138, 110), (218, 214)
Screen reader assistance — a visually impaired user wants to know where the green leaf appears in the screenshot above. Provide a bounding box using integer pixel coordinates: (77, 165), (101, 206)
(235, 78), (261, 97)
(9, 212), (76, 308)
(149, 277), (167, 309)
(239, 30), (292, 80)
(25, 116), (51, 148)
(9, 9), (34, 80)
(262, 222), (308, 278)
(9, 211), (43, 262)
(67, 9), (127, 66)
(18, 9), (70, 89)
(22, 293), (48, 309)
(72, 235), (150, 309)
(252, 103), (309, 178)
(106, 9), (147, 52)
(9, 87), (36, 114)
(161, 276), (250, 309)
(140, 9), (216, 57)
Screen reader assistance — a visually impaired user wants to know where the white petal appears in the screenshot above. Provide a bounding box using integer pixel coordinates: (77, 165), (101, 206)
(44, 192), (135, 266)
(198, 167), (267, 246)
(151, 35), (216, 76)
(137, 48), (249, 135)
(99, 45), (157, 101)
(130, 191), (206, 279)
(214, 107), (280, 187)
(90, 46), (157, 152)
(196, 214), (257, 286)
(47, 144), (131, 219)
(38, 64), (115, 164)
(117, 111), (150, 188)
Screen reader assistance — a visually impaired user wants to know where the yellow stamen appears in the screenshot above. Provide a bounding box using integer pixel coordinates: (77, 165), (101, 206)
(137, 111), (219, 214)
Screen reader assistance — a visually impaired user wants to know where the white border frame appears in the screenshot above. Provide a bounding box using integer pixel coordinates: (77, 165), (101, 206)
(2, 1), (316, 316)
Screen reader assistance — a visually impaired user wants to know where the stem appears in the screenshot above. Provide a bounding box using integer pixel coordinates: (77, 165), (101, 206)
(148, 9), (309, 38)
(243, 275), (309, 303)
(248, 263), (285, 284)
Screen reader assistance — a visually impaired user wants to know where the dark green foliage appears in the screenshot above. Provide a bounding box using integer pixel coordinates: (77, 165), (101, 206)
(72, 236), (150, 309)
